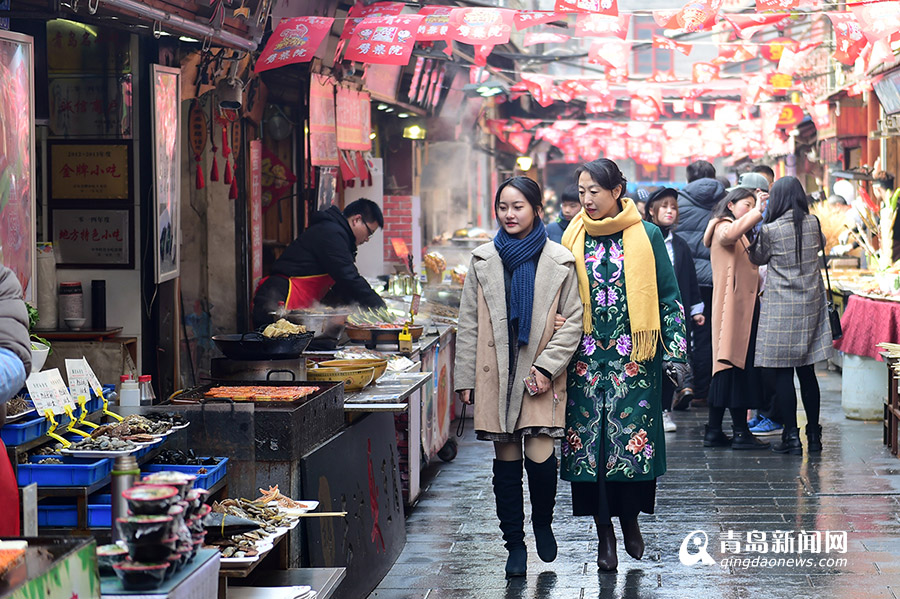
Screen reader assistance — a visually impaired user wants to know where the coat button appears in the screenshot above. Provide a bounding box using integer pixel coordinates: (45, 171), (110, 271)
(483, 365), (490, 372)
(488, 340), (494, 347)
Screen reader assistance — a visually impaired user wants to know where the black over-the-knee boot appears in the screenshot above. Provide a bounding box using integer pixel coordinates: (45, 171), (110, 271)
(524, 454), (558, 562)
(492, 459), (527, 577)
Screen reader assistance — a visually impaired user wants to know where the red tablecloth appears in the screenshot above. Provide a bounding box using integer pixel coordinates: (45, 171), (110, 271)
(833, 294), (900, 361)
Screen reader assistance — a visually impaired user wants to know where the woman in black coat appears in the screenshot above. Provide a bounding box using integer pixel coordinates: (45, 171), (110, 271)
(644, 188), (706, 428)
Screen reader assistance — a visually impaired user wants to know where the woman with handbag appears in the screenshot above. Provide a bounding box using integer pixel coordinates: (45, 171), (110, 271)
(560, 159), (687, 571)
(749, 177), (832, 455)
(454, 176), (583, 578)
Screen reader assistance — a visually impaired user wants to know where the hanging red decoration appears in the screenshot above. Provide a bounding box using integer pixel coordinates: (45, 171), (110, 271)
(756, 0), (819, 9)
(209, 102), (219, 182)
(555, 0), (618, 17)
(652, 34), (692, 56)
(724, 13), (791, 40)
(448, 7), (514, 45)
(588, 40), (630, 71)
(255, 17), (333, 72)
(520, 73), (556, 107)
(653, 0), (722, 33)
(849, 2), (900, 44)
(827, 12), (868, 65)
(340, 2), (404, 41)
(512, 117), (544, 129)
(229, 171), (239, 199)
(514, 11), (567, 30)
(344, 15), (424, 65)
(691, 62), (719, 84)
(776, 104), (804, 128)
(507, 132), (532, 154)
(776, 42), (819, 76)
(188, 100), (207, 190)
(575, 14), (630, 39)
(486, 119), (509, 142)
(760, 37), (796, 63)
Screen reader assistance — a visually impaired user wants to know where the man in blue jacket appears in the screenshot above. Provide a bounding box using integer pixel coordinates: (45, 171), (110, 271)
(546, 185), (580, 244)
(675, 161), (726, 407)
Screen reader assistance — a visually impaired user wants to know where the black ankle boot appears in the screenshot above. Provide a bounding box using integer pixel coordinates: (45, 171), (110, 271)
(524, 455), (557, 563)
(492, 459), (527, 577)
(594, 519), (618, 571)
(772, 427), (803, 455)
(703, 425), (731, 447)
(806, 424), (822, 453)
(619, 516), (644, 560)
(731, 427), (771, 450)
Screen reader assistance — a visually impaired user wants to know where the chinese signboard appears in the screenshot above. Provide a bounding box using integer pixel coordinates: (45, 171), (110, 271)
(51, 208), (130, 266)
(50, 143), (129, 200)
(250, 141), (263, 290)
(255, 16), (333, 72)
(48, 75), (132, 138)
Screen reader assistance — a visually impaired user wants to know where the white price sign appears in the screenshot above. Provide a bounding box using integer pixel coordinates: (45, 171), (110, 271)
(26, 368), (74, 415)
(81, 357), (105, 398)
(65, 359), (91, 400)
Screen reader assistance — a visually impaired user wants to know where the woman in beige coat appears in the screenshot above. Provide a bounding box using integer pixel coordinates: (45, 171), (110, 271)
(702, 188), (769, 450)
(455, 176), (583, 578)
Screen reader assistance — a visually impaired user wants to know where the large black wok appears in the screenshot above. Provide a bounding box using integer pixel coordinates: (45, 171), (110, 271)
(212, 331), (314, 361)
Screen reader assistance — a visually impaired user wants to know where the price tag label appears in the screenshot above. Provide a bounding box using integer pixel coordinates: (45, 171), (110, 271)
(65, 359), (91, 400)
(26, 369), (74, 415)
(81, 357), (105, 398)
(410, 294), (421, 316)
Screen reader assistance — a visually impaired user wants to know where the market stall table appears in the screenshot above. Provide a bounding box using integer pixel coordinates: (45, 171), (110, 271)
(101, 548), (220, 599)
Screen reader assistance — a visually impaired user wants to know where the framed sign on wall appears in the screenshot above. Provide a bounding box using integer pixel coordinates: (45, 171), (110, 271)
(151, 64), (181, 283)
(0, 30), (36, 301)
(49, 141), (131, 200)
(50, 207), (133, 268)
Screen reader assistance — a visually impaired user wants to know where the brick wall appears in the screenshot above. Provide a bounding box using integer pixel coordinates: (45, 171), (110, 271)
(383, 195), (414, 265)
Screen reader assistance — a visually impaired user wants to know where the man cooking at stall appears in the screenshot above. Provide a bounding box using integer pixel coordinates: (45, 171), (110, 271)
(252, 199), (387, 328)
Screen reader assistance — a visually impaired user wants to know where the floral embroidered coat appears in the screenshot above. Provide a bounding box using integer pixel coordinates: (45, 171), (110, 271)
(561, 222), (687, 483)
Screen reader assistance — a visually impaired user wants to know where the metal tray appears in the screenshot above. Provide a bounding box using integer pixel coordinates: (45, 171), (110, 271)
(170, 381), (326, 405)
(345, 325), (424, 349)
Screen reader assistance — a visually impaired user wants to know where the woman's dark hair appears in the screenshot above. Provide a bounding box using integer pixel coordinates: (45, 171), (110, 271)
(495, 176), (543, 218)
(873, 171), (895, 191)
(574, 158), (627, 200)
(711, 188), (754, 221)
(764, 176), (809, 265)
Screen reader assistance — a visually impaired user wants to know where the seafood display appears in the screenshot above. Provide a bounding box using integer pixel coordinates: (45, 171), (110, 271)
(202, 385), (319, 401)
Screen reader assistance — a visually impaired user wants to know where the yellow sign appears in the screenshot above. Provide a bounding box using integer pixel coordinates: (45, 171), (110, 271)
(50, 143), (130, 200)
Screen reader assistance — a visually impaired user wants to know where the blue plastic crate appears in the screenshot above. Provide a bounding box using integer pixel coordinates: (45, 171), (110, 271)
(143, 457), (228, 490)
(88, 501), (111, 528)
(17, 456), (112, 487)
(1, 414), (50, 446)
(37, 504), (77, 527)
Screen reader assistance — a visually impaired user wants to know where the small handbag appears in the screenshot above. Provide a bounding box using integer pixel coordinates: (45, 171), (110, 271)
(814, 216), (843, 341)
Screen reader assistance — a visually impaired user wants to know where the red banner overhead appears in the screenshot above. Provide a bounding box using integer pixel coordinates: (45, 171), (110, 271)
(255, 17), (333, 72)
(340, 2), (404, 41)
(692, 62), (719, 84)
(827, 12), (868, 65)
(336, 87), (371, 151)
(760, 37), (795, 62)
(344, 15), (424, 65)
(652, 34), (692, 55)
(575, 14), (630, 38)
(850, 3), (900, 44)
(416, 6), (453, 41)
(448, 7), (514, 45)
(588, 40), (630, 71)
(555, 0), (619, 16)
(724, 13), (791, 40)
(776, 42), (819, 75)
(653, 0), (722, 32)
(514, 11), (567, 29)
(776, 104), (805, 127)
(756, 0), (819, 9)
(521, 73), (556, 107)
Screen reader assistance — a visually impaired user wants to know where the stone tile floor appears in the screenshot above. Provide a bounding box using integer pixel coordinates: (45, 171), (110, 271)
(369, 367), (900, 598)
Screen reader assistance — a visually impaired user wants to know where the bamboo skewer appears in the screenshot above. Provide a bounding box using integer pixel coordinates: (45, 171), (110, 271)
(293, 511), (347, 518)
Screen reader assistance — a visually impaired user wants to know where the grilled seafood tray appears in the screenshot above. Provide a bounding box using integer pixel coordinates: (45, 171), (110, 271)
(170, 381), (335, 405)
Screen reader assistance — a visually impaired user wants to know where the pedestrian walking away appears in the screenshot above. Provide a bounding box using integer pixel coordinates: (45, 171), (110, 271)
(454, 176), (583, 578)
(561, 159), (688, 572)
(749, 176), (833, 455)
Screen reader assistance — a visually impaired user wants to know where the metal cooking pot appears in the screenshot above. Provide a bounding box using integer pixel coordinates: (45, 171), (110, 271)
(212, 332), (314, 361)
(270, 311), (349, 339)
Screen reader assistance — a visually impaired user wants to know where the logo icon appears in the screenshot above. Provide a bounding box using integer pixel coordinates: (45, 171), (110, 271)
(680, 530), (716, 566)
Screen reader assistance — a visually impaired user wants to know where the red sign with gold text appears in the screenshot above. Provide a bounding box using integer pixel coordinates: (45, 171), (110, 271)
(556, 0), (618, 17)
(448, 7), (514, 45)
(250, 141), (263, 289)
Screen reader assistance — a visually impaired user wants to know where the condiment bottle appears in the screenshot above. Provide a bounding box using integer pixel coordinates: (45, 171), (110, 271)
(138, 375), (156, 406)
(120, 379), (140, 408)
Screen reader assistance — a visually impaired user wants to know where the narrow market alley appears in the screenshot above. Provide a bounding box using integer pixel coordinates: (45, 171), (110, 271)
(370, 367), (900, 599)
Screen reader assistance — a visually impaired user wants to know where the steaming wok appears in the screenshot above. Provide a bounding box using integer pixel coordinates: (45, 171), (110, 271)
(212, 331), (314, 360)
(269, 310), (349, 339)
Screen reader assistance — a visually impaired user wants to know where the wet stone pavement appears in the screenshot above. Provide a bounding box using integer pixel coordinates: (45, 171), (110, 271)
(368, 366), (900, 599)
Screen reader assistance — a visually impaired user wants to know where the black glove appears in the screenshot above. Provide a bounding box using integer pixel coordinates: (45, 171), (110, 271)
(664, 361), (691, 388)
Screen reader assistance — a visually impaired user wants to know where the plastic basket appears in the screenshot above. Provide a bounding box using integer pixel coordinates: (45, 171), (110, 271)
(142, 457), (228, 490)
(1, 415), (50, 446)
(16, 456), (113, 487)
(37, 504), (77, 527)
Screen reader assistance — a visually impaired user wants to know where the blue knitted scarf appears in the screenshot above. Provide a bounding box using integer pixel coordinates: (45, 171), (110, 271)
(493, 219), (547, 345)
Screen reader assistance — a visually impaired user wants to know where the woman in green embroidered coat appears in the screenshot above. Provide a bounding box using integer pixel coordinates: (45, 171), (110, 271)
(561, 159), (688, 571)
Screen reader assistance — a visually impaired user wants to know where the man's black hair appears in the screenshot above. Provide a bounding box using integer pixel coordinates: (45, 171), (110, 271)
(343, 198), (384, 228)
(560, 184), (580, 204)
(686, 160), (716, 183)
(752, 164), (775, 181)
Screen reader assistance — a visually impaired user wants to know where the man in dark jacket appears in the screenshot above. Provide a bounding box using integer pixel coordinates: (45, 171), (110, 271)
(0, 265), (30, 536)
(252, 199), (387, 328)
(546, 185), (580, 244)
(676, 161), (726, 406)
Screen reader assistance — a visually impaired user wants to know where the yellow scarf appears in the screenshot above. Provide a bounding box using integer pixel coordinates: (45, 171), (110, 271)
(562, 197), (660, 362)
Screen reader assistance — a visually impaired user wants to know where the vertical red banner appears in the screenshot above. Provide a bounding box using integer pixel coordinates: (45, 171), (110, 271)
(249, 140), (263, 290)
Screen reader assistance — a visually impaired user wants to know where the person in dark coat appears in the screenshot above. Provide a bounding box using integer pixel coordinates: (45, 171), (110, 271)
(0, 265), (31, 536)
(644, 187), (706, 431)
(546, 185), (581, 244)
(676, 161), (726, 405)
(252, 199), (387, 328)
